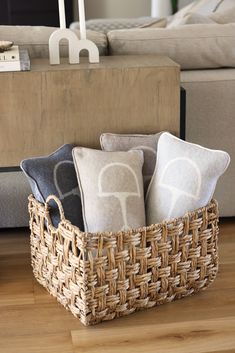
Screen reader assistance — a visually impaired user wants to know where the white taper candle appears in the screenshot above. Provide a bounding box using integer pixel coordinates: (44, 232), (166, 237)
(78, 0), (87, 40)
(58, 0), (66, 29)
(151, 0), (172, 17)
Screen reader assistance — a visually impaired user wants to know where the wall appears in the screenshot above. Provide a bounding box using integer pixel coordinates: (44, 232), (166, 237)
(73, 0), (151, 20)
(73, 0), (194, 21)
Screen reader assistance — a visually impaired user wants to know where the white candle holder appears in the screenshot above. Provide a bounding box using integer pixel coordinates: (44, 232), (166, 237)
(151, 0), (172, 17)
(49, 0), (99, 65)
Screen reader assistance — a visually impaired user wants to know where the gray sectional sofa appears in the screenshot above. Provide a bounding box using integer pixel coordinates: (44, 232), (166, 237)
(0, 19), (235, 227)
(107, 24), (235, 217)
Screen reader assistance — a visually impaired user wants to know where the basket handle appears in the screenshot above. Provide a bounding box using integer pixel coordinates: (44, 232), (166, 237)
(45, 195), (65, 226)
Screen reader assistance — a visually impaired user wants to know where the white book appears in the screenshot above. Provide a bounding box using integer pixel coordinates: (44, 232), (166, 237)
(0, 46), (20, 62)
(0, 49), (30, 72)
(0, 61), (21, 72)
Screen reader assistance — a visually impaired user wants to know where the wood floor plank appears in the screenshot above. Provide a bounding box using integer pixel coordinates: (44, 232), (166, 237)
(72, 317), (235, 353)
(218, 242), (234, 265)
(208, 351), (235, 353)
(212, 264), (235, 290)
(0, 251), (34, 306)
(0, 254), (32, 281)
(0, 228), (29, 255)
(0, 303), (84, 337)
(0, 280), (34, 306)
(33, 280), (56, 304)
(0, 332), (74, 353)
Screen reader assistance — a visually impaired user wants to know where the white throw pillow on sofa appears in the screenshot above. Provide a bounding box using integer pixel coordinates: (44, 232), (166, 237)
(171, 6), (235, 25)
(210, 5), (235, 23)
(177, 13), (215, 24)
(146, 133), (230, 225)
(168, 0), (235, 27)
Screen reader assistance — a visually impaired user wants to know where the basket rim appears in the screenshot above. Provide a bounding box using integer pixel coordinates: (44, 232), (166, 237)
(28, 194), (218, 238)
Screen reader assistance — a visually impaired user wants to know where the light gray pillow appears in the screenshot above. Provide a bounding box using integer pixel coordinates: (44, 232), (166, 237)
(210, 5), (235, 23)
(139, 18), (167, 28)
(21, 144), (83, 229)
(146, 133), (230, 225)
(168, 0), (235, 27)
(73, 147), (145, 232)
(100, 133), (162, 193)
(175, 12), (216, 25)
(170, 7), (235, 25)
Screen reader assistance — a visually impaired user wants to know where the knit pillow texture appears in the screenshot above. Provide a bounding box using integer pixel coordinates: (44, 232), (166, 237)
(168, 0), (235, 27)
(73, 147), (145, 232)
(21, 144), (83, 229)
(100, 132), (162, 193)
(146, 132), (230, 224)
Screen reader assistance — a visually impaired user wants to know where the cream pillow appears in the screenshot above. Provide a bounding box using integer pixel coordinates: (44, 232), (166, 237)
(171, 6), (235, 25)
(175, 13), (215, 25)
(146, 133), (230, 225)
(210, 6), (235, 23)
(168, 0), (235, 27)
(73, 148), (145, 232)
(100, 133), (162, 193)
(139, 18), (167, 28)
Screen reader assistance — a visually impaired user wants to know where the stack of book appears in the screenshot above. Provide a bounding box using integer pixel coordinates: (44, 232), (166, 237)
(0, 45), (30, 72)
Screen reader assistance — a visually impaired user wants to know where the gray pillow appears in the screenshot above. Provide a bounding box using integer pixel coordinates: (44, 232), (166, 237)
(100, 133), (162, 193)
(73, 147), (145, 232)
(146, 133), (230, 224)
(21, 144), (83, 229)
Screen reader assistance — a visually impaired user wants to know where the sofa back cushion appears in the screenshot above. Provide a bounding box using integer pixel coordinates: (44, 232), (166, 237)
(108, 23), (235, 70)
(0, 26), (108, 58)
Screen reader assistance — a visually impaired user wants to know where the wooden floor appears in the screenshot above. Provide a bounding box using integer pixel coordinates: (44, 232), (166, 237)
(0, 220), (235, 353)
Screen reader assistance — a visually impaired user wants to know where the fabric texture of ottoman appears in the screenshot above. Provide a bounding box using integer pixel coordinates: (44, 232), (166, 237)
(0, 172), (30, 228)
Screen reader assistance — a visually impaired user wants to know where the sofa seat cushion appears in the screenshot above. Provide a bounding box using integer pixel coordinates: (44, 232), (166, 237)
(108, 23), (235, 70)
(181, 68), (235, 216)
(0, 26), (108, 58)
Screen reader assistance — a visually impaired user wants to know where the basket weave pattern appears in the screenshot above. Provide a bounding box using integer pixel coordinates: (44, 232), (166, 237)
(28, 195), (219, 326)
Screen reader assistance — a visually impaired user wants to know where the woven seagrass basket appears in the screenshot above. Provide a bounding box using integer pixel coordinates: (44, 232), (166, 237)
(28, 194), (219, 326)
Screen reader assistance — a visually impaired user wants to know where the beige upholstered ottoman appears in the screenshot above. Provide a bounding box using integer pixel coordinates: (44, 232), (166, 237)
(0, 172), (30, 228)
